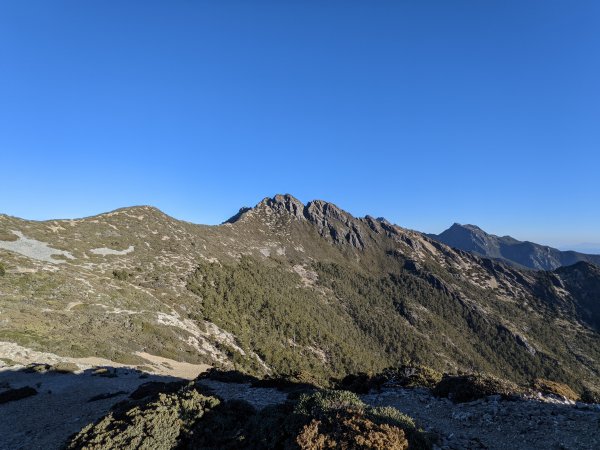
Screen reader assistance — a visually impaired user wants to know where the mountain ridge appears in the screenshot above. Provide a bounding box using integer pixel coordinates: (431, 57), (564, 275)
(0, 194), (599, 395)
(428, 222), (600, 270)
(6, 194), (596, 269)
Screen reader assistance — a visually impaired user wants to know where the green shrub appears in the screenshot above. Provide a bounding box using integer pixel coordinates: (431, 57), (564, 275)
(0, 262), (5, 276)
(369, 406), (432, 450)
(184, 399), (256, 448)
(382, 365), (443, 389)
(433, 373), (521, 403)
(369, 406), (415, 430)
(296, 413), (408, 450)
(295, 390), (365, 417)
(68, 386), (430, 450)
(240, 403), (304, 449)
(293, 390), (431, 449)
(336, 372), (386, 394)
(66, 387), (220, 450)
(336, 365), (444, 394)
(199, 368), (257, 384)
(112, 269), (130, 281)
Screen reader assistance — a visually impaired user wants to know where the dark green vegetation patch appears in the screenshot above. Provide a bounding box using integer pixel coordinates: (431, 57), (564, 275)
(66, 383), (431, 450)
(432, 374), (522, 403)
(186, 255), (600, 392)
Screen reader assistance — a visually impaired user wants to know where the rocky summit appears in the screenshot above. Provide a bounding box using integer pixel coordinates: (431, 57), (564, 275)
(0, 194), (599, 449)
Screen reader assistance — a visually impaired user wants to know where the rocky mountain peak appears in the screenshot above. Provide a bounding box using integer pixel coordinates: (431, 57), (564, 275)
(257, 194), (306, 220)
(448, 223), (485, 235)
(224, 194), (304, 224)
(304, 199), (351, 223)
(256, 195), (355, 224)
(226, 194), (369, 250)
(303, 199), (366, 249)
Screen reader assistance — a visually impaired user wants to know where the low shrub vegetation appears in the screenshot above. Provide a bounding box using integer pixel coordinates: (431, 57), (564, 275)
(67, 386), (432, 449)
(433, 373), (522, 403)
(67, 386), (220, 450)
(532, 378), (579, 402)
(112, 269), (130, 281)
(292, 390), (430, 450)
(296, 413), (408, 450)
(184, 256), (600, 392)
(335, 365), (443, 394)
(382, 365), (443, 389)
(295, 390), (365, 417)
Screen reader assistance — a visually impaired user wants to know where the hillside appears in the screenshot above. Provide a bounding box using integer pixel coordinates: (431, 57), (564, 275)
(428, 223), (600, 270)
(0, 195), (599, 394)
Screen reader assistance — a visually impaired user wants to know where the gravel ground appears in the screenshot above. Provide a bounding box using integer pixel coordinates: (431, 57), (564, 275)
(0, 367), (178, 450)
(190, 380), (600, 449)
(0, 230), (74, 263)
(362, 387), (600, 450)
(1, 372), (598, 450)
(196, 379), (289, 409)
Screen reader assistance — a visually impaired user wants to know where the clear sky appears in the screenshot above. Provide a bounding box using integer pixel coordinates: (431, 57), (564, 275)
(1, 1), (599, 250)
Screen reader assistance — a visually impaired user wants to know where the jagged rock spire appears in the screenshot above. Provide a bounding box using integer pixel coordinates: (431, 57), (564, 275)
(258, 194), (306, 220)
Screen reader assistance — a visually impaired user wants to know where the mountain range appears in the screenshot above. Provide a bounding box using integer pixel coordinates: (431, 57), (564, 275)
(428, 223), (600, 271)
(0, 194), (599, 394)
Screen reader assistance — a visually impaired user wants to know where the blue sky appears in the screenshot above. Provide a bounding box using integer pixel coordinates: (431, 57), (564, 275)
(1, 1), (599, 250)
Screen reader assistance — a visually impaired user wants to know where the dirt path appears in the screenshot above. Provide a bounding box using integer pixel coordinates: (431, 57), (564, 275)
(0, 341), (209, 380)
(134, 351), (210, 379)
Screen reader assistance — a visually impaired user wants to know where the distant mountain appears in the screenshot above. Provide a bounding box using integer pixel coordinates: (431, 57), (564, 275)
(428, 223), (600, 271)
